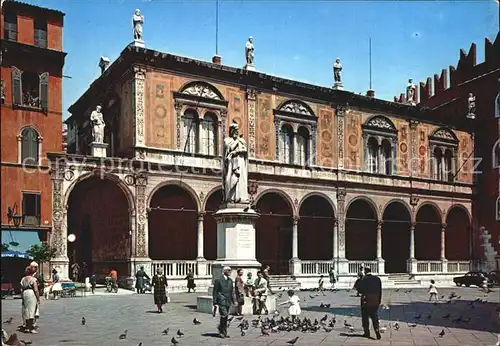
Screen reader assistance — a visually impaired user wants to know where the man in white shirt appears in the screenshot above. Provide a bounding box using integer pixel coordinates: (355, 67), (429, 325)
(254, 271), (269, 315)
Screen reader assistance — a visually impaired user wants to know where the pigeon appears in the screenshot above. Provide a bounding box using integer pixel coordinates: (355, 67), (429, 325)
(320, 314), (328, 323)
(81, 317), (86, 325)
(442, 314), (450, 319)
(344, 320), (352, 328)
(452, 316), (462, 323)
(261, 327), (269, 336)
(162, 328), (170, 335)
(394, 289), (399, 292)
(323, 326), (333, 332)
(176, 329), (184, 337)
(439, 329), (445, 337)
(240, 329), (246, 336)
(286, 336), (299, 345)
(171, 337), (179, 345)
(193, 318), (201, 325)
(3, 318), (13, 324)
(394, 322), (400, 331)
(408, 323), (417, 328)
(414, 314), (421, 320)
(427, 313), (432, 320)
(309, 295), (315, 299)
(119, 330), (128, 339)
(462, 317), (471, 324)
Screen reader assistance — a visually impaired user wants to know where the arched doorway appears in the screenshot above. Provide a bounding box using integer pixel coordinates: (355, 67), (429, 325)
(204, 189), (223, 261)
(446, 206), (471, 260)
(298, 195), (334, 260)
(148, 185), (198, 260)
(382, 201), (411, 273)
(67, 176), (131, 276)
(346, 199), (377, 260)
(415, 204), (441, 260)
(256, 192), (293, 274)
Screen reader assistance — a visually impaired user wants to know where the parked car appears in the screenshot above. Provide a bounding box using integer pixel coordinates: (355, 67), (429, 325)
(488, 270), (500, 285)
(453, 271), (492, 287)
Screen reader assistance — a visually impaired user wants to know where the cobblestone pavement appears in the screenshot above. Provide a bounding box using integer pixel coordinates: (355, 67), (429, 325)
(1, 286), (499, 346)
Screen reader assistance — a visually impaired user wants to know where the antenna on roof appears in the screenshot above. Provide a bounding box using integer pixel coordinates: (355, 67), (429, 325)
(369, 37), (372, 90)
(215, 0), (219, 56)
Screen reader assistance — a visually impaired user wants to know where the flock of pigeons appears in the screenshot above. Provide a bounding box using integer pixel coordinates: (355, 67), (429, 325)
(1, 288), (497, 345)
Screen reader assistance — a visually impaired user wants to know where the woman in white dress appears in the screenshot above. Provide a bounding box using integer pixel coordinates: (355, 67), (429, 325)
(279, 289), (301, 322)
(20, 267), (40, 333)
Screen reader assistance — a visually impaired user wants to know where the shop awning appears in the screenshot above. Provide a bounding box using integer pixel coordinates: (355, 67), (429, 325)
(1, 229), (41, 259)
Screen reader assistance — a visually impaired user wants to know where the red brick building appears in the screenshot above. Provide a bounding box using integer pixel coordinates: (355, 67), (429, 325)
(397, 33), (500, 266)
(0, 1), (66, 271)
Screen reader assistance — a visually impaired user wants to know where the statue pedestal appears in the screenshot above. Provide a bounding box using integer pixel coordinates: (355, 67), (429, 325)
(333, 82), (344, 90)
(197, 203), (267, 315)
(90, 142), (108, 158)
(130, 39), (145, 48)
(244, 64), (256, 71)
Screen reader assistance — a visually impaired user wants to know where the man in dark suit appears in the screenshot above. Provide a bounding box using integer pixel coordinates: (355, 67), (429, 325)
(358, 267), (382, 340)
(213, 266), (235, 338)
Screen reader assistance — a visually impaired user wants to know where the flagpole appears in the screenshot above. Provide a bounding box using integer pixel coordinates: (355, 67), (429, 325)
(216, 0), (219, 56)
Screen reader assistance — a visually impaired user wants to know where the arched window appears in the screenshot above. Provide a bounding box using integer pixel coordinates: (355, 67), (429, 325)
(494, 139), (500, 169)
(200, 112), (217, 156)
(367, 137), (379, 173)
(381, 139), (392, 175)
(181, 109), (198, 153)
(280, 124), (294, 164)
(295, 126), (309, 166)
(20, 127), (39, 165)
(433, 147), (443, 181)
(496, 196), (500, 221)
(495, 93), (500, 118)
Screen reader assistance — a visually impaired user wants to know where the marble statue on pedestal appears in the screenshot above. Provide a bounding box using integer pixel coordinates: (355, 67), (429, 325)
(133, 9), (144, 41)
(467, 93), (476, 118)
(333, 58), (342, 84)
(406, 79), (416, 105)
(222, 121), (249, 204)
(245, 37), (254, 66)
(90, 105), (105, 143)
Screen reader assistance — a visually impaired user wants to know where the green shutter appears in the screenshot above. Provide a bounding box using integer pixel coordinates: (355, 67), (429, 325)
(11, 66), (22, 105)
(39, 72), (48, 110)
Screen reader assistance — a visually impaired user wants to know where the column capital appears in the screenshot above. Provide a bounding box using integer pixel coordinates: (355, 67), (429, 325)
(334, 218), (339, 226)
(198, 211), (206, 221)
(441, 223), (447, 230)
(292, 215), (300, 224)
(377, 220), (384, 227)
(410, 222), (416, 229)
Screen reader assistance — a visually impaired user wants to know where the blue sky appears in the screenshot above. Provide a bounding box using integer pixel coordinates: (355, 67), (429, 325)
(21, 0), (500, 119)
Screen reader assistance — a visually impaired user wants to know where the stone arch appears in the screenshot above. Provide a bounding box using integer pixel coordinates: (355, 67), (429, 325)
(382, 200), (412, 273)
(298, 194), (335, 261)
(345, 197), (378, 260)
(276, 99), (315, 116)
(298, 191), (336, 216)
(363, 115), (397, 132)
(445, 204), (471, 222)
(147, 180), (201, 212)
(346, 196), (380, 221)
(429, 127), (459, 143)
(178, 80), (225, 101)
(415, 202), (443, 260)
(203, 186), (223, 260)
(382, 198), (413, 222)
(255, 188), (296, 216)
(64, 171), (135, 211)
(148, 182), (199, 260)
(66, 172), (133, 277)
(255, 190), (294, 274)
(19, 124), (42, 136)
(445, 205), (471, 260)
(202, 185), (223, 211)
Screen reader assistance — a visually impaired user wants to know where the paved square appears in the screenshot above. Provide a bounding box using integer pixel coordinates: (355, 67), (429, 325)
(2, 287), (499, 345)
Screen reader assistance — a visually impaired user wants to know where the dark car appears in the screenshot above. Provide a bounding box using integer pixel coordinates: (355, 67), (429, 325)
(453, 271), (492, 287)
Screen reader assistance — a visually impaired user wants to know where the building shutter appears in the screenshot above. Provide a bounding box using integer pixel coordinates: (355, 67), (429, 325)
(39, 72), (49, 110)
(11, 66), (22, 105)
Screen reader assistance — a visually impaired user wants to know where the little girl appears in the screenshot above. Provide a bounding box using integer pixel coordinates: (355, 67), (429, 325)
(279, 290), (301, 322)
(428, 279), (438, 301)
(318, 275), (326, 296)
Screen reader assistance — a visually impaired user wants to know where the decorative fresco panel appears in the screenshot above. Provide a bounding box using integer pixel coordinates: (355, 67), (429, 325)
(458, 133), (473, 183)
(397, 120), (409, 175)
(318, 107), (335, 167)
(418, 125), (430, 178)
(147, 75), (174, 148)
(229, 90), (246, 141)
(345, 111), (361, 170)
(256, 94), (274, 160)
(119, 78), (133, 151)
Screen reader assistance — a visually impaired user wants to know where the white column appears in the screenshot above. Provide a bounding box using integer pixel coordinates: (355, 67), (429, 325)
(333, 219), (338, 260)
(440, 149), (445, 181)
(376, 221), (383, 259)
(197, 211), (205, 259)
(292, 216), (299, 259)
(440, 223), (446, 260)
(293, 131), (299, 165)
(410, 222), (416, 259)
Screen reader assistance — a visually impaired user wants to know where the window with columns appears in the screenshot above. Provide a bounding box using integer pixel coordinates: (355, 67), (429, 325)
(429, 127), (459, 182)
(274, 99), (317, 165)
(174, 81), (228, 155)
(19, 126), (41, 165)
(495, 93), (500, 118)
(362, 115), (398, 175)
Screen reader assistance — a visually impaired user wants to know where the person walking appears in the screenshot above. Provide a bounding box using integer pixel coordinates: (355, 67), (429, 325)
(51, 269), (62, 299)
(213, 266), (234, 338)
(329, 267), (337, 289)
(185, 271), (196, 293)
(135, 266), (150, 294)
(29, 262), (43, 326)
(358, 267), (382, 340)
(262, 265), (274, 295)
(318, 275), (326, 296)
(234, 269), (245, 316)
(152, 268), (168, 313)
(20, 267), (40, 334)
(254, 271), (269, 315)
(278, 289), (301, 323)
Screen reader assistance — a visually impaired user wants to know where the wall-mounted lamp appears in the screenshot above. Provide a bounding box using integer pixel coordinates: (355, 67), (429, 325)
(67, 234), (76, 243)
(7, 203), (22, 228)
